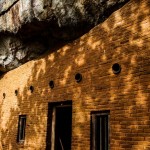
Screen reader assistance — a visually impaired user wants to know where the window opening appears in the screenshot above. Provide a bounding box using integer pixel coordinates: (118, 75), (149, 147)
(17, 115), (26, 143)
(91, 111), (109, 150)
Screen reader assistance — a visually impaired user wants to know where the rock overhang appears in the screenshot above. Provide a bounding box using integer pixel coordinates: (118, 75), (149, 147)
(0, 0), (130, 72)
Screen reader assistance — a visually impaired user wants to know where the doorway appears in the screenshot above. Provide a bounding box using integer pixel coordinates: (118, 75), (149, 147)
(46, 101), (72, 150)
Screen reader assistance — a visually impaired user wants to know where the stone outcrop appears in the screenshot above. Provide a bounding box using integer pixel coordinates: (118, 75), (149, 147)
(0, 0), (129, 72)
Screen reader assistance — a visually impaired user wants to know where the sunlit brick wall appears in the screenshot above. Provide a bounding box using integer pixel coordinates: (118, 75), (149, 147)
(0, 0), (150, 149)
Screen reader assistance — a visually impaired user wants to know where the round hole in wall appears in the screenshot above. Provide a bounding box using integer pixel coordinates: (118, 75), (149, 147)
(49, 81), (54, 89)
(15, 90), (18, 96)
(29, 86), (34, 93)
(3, 93), (6, 99)
(75, 73), (82, 83)
(112, 63), (121, 74)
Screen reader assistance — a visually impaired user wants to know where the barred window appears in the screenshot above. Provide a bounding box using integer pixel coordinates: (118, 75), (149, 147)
(91, 111), (109, 150)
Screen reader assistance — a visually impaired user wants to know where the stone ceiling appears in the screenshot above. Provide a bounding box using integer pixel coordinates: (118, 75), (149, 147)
(0, 0), (129, 72)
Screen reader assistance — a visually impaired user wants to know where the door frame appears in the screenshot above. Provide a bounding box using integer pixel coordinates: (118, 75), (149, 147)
(46, 101), (72, 150)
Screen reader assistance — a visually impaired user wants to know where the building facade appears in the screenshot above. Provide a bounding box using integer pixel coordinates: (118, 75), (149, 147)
(0, 0), (150, 149)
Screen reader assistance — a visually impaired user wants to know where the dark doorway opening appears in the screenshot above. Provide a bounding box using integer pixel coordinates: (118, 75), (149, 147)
(46, 101), (72, 150)
(55, 106), (72, 150)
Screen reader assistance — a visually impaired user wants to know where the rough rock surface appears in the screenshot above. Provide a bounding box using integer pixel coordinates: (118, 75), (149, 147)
(0, 0), (129, 72)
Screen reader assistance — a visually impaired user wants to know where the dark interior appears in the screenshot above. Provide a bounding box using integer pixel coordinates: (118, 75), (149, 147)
(55, 106), (72, 150)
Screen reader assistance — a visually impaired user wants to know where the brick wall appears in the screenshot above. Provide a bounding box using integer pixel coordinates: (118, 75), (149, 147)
(0, 0), (150, 149)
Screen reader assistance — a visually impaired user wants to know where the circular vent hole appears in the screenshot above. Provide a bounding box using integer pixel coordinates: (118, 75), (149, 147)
(112, 63), (121, 74)
(75, 73), (82, 83)
(15, 90), (18, 96)
(3, 93), (6, 99)
(29, 86), (34, 93)
(49, 81), (54, 89)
